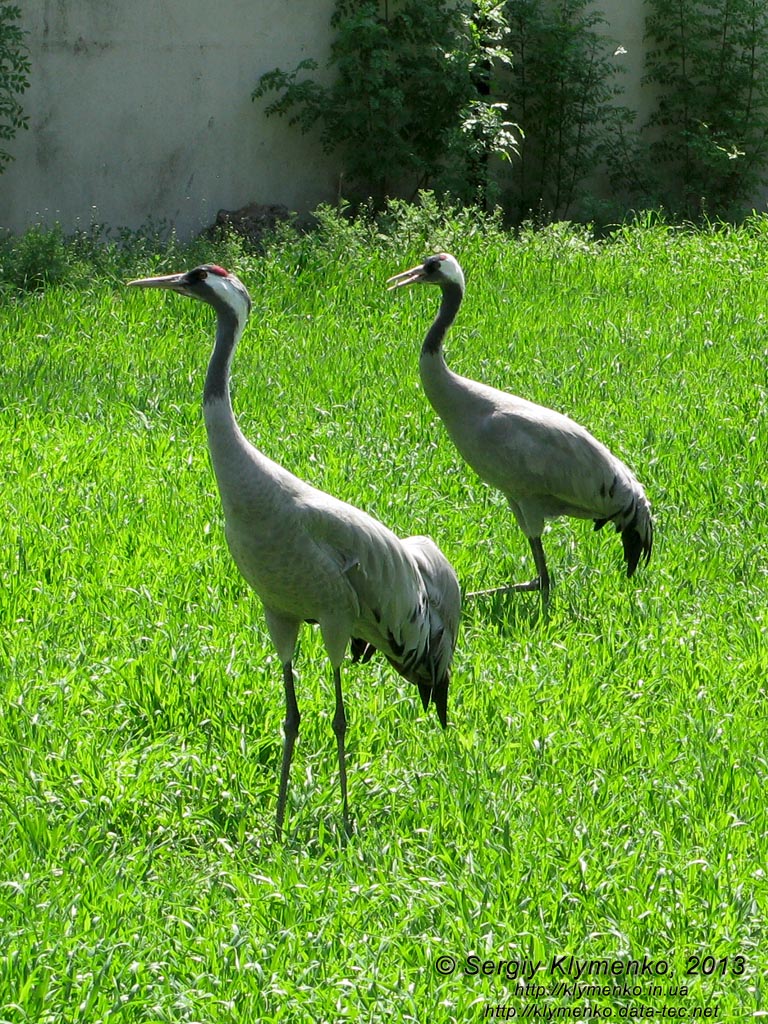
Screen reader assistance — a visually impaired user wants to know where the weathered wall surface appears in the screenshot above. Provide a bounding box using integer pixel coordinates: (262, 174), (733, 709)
(0, 2), (742, 239)
(0, 1), (340, 238)
(604, 1), (650, 121)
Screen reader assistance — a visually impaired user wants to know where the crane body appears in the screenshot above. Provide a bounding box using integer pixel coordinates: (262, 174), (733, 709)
(128, 264), (460, 838)
(388, 253), (652, 598)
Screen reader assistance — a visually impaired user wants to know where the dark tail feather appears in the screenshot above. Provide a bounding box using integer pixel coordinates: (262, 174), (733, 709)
(361, 642), (449, 728)
(418, 677), (449, 730)
(619, 492), (654, 577)
(622, 521), (653, 578)
(350, 637), (376, 664)
(594, 498), (653, 577)
(622, 525), (644, 577)
(432, 677), (448, 729)
(417, 683), (431, 712)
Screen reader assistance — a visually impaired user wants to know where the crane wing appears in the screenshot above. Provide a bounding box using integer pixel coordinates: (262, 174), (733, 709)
(298, 489), (433, 661)
(299, 489), (459, 724)
(463, 393), (652, 573)
(400, 534), (460, 688)
(449, 390), (638, 516)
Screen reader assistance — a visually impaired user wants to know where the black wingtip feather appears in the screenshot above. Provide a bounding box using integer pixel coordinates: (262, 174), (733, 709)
(432, 678), (449, 730)
(417, 680), (449, 729)
(622, 521), (653, 578)
(596, 498), (653, 578)
(350, 637), (376, 664)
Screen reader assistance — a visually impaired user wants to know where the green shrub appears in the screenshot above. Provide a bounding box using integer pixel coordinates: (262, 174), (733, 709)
(502, 0), (631, 224)
(643, 0), (768, 220)
(253, 0), (518, 207)
(0, 3), (30, 172)
(0, 225), (70, 290)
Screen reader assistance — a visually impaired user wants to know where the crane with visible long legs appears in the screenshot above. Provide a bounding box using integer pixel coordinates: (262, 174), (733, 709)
(129, 264), (460, 838)
(388, 253), (652, 600)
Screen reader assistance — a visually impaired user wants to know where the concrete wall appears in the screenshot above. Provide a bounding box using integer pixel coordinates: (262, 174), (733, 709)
(603, 0), (650, 122)
(0, 1), (341, 238)
(0, 1), (672, 239)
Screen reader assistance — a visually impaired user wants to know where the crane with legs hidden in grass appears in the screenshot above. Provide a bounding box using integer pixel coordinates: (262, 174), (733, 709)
(387, 253), (653, 601)
(128, 264), (460, 839)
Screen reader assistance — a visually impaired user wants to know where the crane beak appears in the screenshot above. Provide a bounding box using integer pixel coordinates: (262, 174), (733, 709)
(386, 264), (426, 290)
(126, 272), (188, 292)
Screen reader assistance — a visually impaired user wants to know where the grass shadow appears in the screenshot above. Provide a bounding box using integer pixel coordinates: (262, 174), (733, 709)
(463, 585), (549, 637)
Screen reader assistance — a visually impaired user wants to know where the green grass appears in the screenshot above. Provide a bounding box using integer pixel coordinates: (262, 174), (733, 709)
(1, 207), (767, 1021)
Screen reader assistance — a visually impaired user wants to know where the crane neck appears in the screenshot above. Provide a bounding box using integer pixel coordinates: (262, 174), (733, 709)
(421, 281), (463, 357)
(203, 306), (246, 409)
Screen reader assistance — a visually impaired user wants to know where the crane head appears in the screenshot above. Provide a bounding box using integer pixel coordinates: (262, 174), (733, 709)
(387, 252), (465, 292)
(127, 264), (252, 321)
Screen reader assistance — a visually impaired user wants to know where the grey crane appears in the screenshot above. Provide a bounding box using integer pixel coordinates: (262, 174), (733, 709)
(128, 263), (460, 838)
(388, 252), (652, 600)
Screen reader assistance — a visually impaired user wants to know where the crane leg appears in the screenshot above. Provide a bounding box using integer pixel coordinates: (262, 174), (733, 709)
(275, 660), (300, 841)
(332, 666), (352, 837)
(528, 536), (550, 599)
(467, 536), (551, 601)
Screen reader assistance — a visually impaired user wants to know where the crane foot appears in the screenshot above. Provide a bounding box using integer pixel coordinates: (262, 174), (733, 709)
(466, 578), (545, 599)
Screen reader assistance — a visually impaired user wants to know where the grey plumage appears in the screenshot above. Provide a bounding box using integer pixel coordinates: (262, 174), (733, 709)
(388, 252), (653, 599)
(128, 264), (460, 838)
